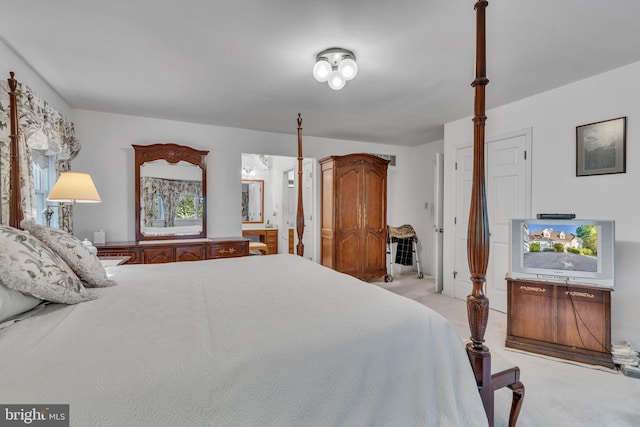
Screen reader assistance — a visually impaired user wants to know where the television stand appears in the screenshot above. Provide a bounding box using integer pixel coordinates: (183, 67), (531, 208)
(506, 277), (614, 368)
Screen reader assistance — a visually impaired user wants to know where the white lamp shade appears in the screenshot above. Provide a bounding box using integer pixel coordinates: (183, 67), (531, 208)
(47, 172), (101, 203)
(338, 58), (358, 81)
(312, 60), (332, 82)
(328, 70), (346, 90)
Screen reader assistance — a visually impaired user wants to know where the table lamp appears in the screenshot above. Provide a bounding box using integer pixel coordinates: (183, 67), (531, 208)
(45, 172), (101, 226)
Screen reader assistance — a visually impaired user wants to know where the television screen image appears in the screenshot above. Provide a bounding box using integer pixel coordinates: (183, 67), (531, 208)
(509, 219), (615, 287)
(523, 223), (598, 272)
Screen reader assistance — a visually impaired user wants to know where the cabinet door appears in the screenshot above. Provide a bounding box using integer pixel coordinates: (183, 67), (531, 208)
(509, 281), (554, 342)
(556, 287), (608, 352)
(335, 164), (362, 276)
(362, 165), (387, 275)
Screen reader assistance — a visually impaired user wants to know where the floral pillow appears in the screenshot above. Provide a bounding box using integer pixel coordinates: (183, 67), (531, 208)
(0, 225), (94, 304)
(21, 219), (117, 288)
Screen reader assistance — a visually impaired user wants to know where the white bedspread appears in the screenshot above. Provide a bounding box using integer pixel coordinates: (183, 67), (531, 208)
(0, 254), (487, 426)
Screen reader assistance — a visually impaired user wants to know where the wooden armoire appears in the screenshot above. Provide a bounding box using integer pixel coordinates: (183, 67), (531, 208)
(320, 153), (389, 281)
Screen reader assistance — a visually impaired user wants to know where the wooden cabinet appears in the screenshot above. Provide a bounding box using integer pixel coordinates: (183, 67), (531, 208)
(506, 277), (613, 368)
(96, 237), (249, 264)
(320, 153), (389, 281)
(288, 228), (294, 254)
(242, 228), (278, 255)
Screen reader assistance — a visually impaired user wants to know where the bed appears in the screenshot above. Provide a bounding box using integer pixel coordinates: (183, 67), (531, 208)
(1, 255), (486, 426)
(1, 3), (497, 426)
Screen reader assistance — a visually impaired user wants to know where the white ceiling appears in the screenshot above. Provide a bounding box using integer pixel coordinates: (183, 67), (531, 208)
(2, 1), (639, 147)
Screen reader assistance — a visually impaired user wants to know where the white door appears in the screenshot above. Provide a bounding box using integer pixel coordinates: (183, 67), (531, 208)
(486, 132), (530, 312)
(433, 153), (445, 292)
(453, 146), (474, 301)
(302, 158), (316, 262)
(453, 130), (531, 312)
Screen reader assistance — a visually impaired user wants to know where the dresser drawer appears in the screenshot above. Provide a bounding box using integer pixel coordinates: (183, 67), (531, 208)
(207, 241), (248, 259)
(176, 245), (205, 262)
(143, 247), (175, 264)
(96, 247), (142, 264)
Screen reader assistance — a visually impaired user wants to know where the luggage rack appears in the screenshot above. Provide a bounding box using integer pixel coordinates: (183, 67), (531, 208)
(385, 224), (423, 282)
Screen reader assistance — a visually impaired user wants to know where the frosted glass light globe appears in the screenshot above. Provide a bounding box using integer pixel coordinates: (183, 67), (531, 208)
(328, 70), (346, 90)
(338, 58), (358, 81)
(313, 60), (332, 82)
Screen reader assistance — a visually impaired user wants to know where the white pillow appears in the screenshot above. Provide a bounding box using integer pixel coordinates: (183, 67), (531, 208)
(0, 225), (95, 304)
(0, 283), (42, 323)
(21, 219), (117, 288)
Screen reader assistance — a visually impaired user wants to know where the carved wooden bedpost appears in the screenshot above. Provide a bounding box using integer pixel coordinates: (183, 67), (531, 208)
(296, 113), (305, 257)
(8, 72), (23, 229)
(467, 0), (493, 421)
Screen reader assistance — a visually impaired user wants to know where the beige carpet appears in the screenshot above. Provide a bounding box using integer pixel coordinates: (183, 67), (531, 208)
(372, 272), (640, 427)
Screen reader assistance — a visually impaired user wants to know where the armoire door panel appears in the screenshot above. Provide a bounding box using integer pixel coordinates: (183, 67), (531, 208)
(364, 169), (386, 229)
(336, 167), (361, 230)
(363, 231), (386, 272)
(336, 232), (360, 274)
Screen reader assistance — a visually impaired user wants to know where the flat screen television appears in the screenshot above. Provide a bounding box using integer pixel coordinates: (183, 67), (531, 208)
(509, 218), (615, 287)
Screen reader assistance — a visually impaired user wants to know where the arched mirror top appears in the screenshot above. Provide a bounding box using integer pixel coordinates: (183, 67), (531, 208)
(134, 143), (209, 241)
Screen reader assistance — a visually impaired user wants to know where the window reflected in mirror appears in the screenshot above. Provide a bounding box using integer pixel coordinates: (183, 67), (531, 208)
(242, 179), (264, 223)
(141, 173), (204, 235)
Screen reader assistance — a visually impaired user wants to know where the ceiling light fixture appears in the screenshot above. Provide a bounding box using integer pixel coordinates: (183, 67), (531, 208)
(312, 47), (358, 90)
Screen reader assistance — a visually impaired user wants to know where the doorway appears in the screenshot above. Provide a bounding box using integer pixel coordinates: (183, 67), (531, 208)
(242, 153), (318, 261)
(452, 129), (531, 312)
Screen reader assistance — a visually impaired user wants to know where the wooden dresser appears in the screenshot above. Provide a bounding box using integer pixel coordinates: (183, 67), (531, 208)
(506, 277), (613, 368)
(242, 228), (278, 255)
(95, 237), (249, 264)
(320, 153), (389, 281)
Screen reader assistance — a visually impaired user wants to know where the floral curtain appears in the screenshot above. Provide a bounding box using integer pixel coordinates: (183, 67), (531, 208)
(140, 176), (201, 227)
(0, 81), (12, 224)
(0, 80), (80, 231)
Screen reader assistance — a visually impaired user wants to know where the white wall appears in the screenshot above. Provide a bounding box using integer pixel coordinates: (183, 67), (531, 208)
(443, 61), (640, 348)
(71, 109), (439, 272)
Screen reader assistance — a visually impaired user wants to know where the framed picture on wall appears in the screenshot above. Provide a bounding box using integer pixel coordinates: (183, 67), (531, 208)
(576, 116), (626, 176)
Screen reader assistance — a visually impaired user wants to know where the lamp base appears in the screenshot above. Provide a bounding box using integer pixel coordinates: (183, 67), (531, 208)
(44, 206), (54, 226)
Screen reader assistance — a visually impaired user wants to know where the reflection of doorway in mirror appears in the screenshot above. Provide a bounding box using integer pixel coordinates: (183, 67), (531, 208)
(282, 169), (295, 228)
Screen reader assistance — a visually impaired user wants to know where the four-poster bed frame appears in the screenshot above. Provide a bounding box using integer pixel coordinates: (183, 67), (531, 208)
(4, 2), (523, 424)
(296, 113), (305, 257)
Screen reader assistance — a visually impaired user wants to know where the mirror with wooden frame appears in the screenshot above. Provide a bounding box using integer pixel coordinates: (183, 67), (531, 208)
(134, 143), (209, 241)
(241, 179), (264, 223)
